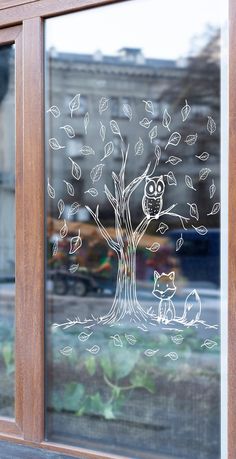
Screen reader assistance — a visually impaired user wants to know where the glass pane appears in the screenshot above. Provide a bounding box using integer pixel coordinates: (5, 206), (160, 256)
(0, 44), (15, 418)
(45, 1), (226, 457)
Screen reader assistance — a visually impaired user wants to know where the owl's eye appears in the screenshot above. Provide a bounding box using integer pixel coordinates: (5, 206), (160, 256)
(149, 184), (154, 193)
(166, 284), (169, 287)
(157, 183), (163, 192)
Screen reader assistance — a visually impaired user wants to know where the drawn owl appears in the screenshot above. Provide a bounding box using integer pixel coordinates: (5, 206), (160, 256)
(142, 175), (165, 219)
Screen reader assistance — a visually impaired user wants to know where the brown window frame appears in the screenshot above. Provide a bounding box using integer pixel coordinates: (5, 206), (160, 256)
(0, 0), (235, 458)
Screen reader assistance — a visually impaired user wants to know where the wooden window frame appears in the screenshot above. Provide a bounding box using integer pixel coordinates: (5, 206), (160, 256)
(0, 0), (234, 458)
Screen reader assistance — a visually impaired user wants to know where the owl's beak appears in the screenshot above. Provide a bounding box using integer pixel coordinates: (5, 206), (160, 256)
(154, 191), (158, 196)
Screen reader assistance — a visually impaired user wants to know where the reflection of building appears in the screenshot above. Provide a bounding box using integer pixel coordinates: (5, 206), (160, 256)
(47, 44), (220, 228)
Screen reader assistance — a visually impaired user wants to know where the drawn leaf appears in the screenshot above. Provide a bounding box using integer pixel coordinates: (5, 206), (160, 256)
(123, 103), (132, 121)
(101, 141), (114, 161)
(57, 199), (65, 218)
(68, 202), (80, 217)
(164, 352), (178, 361)
(195, 151), (209, 161)
(162, 109), (171, 131)
(69, 264), (79, 273)
(110, 334), (123, 347)
(187, 202), (199, 220)
(125, 334), (137, 345)
(86, 345), (100, 354)
(139, 117), (153, 129)
(156, 222), (169, 234)
(110, 120), (123, 140)
(135, 137), (144, 155)
(99, 122), (106, 142)
(207, 202), (220, 216)
(192, 225), (208, 235)
(84, 112), (89, 135)
(49, 138), (65, 150)
(60, 124), (75, 138)
(171, 335), (184, 345)
(90, 164), (104, 183)
(185, 175), (196, 191)
(142, 100), (155, 115)
(78, 331), (93, 342)
(84, 188), (98, 197)
(60, 346), (73, 356)
(63, 180), (75, 197)
(181, 99), (191, 122)
(60, 219), (68, 238)
(47, 178), (55, 199)
(47, 105), (60, 118)
(144, 349), (159, 357)
(167, 171), (177, 186)
(207, 116), (216, 135)
(165, 156), (182, 165)
(69, 230), (82, 254)
(199, 168), (211, 181)
(185, 133), (197, 145)
(149, 125), (158, 143)
(154, 144), (161, 163)
(209, 180), (216, 199)
(68, 157), (81, 180)
(165, 131), (181, 150)
(146, 242), (160, 252)
(52, 239), (58, 256)
(201, 339), (217, 349)
(176, 234), (184, 252)
(80, 146), (95, 156)
(99, 97), (109, 115)
(69, 93), (80, 117)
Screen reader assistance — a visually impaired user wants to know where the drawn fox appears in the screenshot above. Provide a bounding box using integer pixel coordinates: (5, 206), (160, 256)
(152, 271), (176, 321)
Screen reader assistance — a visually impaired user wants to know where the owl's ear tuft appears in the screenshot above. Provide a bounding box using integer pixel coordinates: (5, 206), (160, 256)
(169, 271), (175, 280)
(154, 270), (160, 280)
(160, 175), (164, 181)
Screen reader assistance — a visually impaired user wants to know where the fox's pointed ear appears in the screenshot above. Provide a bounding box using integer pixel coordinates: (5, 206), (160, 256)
(169, 271), (175, 280)
(154, 270), (160, 280)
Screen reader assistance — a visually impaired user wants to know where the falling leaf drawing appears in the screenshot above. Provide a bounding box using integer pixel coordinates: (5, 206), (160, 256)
(86, 345), (100, 355)
(57, 198), (65, 218)
(99, 97), (109, 115)
(207, 116), (216, 135)
(207, 202), (220, 216)
(110, 334), (123, 347)
(78, 331), (93, 342)
(164, 352), (178, 361)
(192, 225), (208, 235)
(195, 151), (209, 161)
(139, 117), (153, 129)
(84, 188), (98, 197)
(63, 180), (75, 197)
(209, 179), (216, 199)
(123, 103), (132, 121)
(149, 125), (158, 143)
(90, 164), (104, 183)
(68, 157), (81, 180)
(47, 105), (60, 118)
(69, 264), (79, 273)
(199, 168), (211, 181)
(69, 230), (82, 254)
(52, 239), (58, 256)
(142, 100), (155, 115)
(156, 222), (169, 234)
(176, 234), (184, 252)
(49, 138), (65, 150)
(47, 178), (55, 199)
(167, 171), (177, 186)
(165, 131), (181, 150)
(135, 137), (144, 155)
(101, 141), (114, 161)
(155, 144), (161, 163)
(125, 334), (137, 345)
(144, 349), (159, 357)
(187, 202), (199, 220)
(80, 146), (95, 156)
(162, 109), (171, 131)
(99, 121), (106, 142)
(60, 346), (73, 356)
(60, 124), (75, 138)
(146, 242), (160, 252)
(181, 99), (191, 122)
(165, 156), (182, 166)
(171, 335), (184, 345)
(185, 175), (196, 191)
(84, 112), (89, 134)
(185, 133), (198, 145)
(69, 93), (80, 117)
(201, 339), (217, 349)
(110, 120), (123, 141)
(60, 219), (68, 239)
(68, 202), (80, 217)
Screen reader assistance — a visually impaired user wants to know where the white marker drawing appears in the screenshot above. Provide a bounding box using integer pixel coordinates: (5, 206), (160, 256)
(69, 93), (80, 117)
(84, 112), (89, 135)
(68, 157), (81, 180)
(60, 346), (73, 356)
(144, 349), (159, 357)
(99, 97), (109, 115)
(165, 156), (182, 165)
(181, 99), (191, 122)
(142, 99), (155, 115)
(142, 175), (165, 220)
(185, 133), (197, 145)
(101, 141), (114, 161)
(69, 229), (82, 254)
(49, 138), (65, 150)
(60, 219), (68, 239)
(209, 179), (216, 199)
(165, 131), (181, 150)
(185, 175), (196, 191)
(78, 331), (93, 342)
(57, 198), (65, 218)
(47, 178), (55, 199)
(199, 168), (211, 181)
(164, 352), (178, 361)
(68, 202), (80, 218)
(110, 120), (123, 142)
(86, 345), (100, 354)
(60, 124), (75, 138)
(90, 163), (104, 183)
(152, 271), (176, 322)
(207, 202), (220, 216)
(192, 225), (208, 235)
(201, 339), (217, 349)
(99, 121), (106, 142)
(162, 109), (171, 131)
(135, 137), (144, 155)
(125, 334), (137, 345)
(181, 289), (201, 324)
(139, 117), (153, 129)
(63, 180), (75, 196)
(47, 105), (60, 118)
(146, 242), (160, 252)
(207, 116), (216, 135)
(195, 151), (210, 161)
(84, 188), (98, 197)
(171, 335), (184, 345)
(123, 103), (132, 121)
(176, 234), (184, 251)
(52, 238), (58, 256)
(187, 202), (199, 220)
(156, 222), (169, 234)
(149, 125), (158, 143)
(69, 264), (79, 274)
(166, 171), (177, 186)
(80, 146), (95, 156)
(110, 334), (123, 347)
